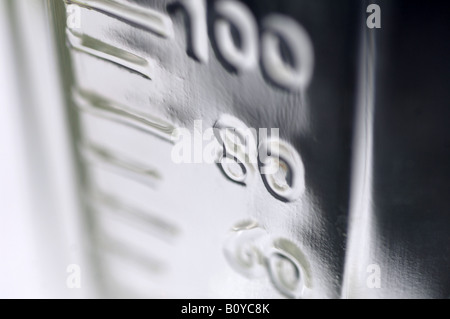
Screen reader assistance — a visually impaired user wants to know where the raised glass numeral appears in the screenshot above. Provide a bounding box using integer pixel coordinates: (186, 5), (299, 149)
(174, 0), (314, 91)
(214, 0), (259, 71)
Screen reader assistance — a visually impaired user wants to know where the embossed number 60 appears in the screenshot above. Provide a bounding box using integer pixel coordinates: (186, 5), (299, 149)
(177, 0), (314, 91)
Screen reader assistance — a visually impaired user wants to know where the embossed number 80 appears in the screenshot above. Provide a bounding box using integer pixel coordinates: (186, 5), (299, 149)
(177, 0), (314, 91)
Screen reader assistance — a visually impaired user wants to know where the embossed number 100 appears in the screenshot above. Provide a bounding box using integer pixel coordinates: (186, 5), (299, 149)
(177, 0), (314, 91)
